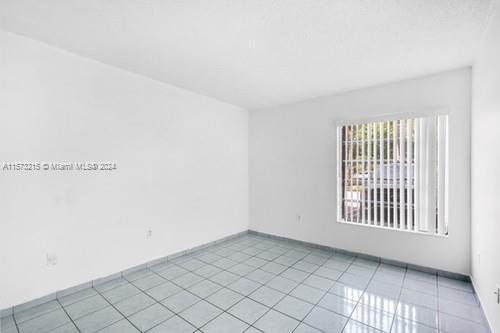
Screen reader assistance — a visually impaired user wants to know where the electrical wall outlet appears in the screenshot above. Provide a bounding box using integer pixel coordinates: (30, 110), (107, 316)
(297, 215), (303, 223)
(147, 229), (153, 237)
(46, 253), (57, 266)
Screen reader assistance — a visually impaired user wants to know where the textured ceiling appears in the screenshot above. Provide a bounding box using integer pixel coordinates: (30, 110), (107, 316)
(0, 0), (493, 109)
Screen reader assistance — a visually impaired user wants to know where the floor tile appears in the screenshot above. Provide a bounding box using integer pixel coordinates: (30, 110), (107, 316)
(132, 274), (166, 291)
(396, 302), (438, 328)
(438, 312), (488, 333)
(49, 322), (80, 333)
(338, 272), (371, 289)
(372, 272), (404, 286)
(201, 312), (249, 333)
(254, 309), (299, 333)
(162, 291), (201, 313)
(303, 254), (329, 266)
(366, 280), (402, 299)
(196, 253), (222, 264)
(280, 268), (309, 282)
(330, 253), (355, 264)
(180, 259), (206, 271)
(290, 284), (326, 304)
(343, 320), (383, 332)
(74, 306), (123, 333)
(261, 262), (288, 275)
(303, 306), (348, 333)
(346, 265), (376, 278)
(329, 282), (364, 302)
(212, 258), (238, 270)
(149, 262), (174, 274)
(114, 292), (156, 317)
(351, 304), (394, 332)
(249, 286), (286, 308)
(353, 258), (380, 269)
(59, 288), (98, 307)
(266, 276), (299, 294)
(179, 300), (222, 328)
(64, 294), (109, 320)
(274, 255), (299, 266)
(323, 259), (350, 272)
(438, 286), (478, 306)
(188, 280), (222, 299)
(228, 263), (256, 276)
(303, 274), (336, 291)
(405, 270), (436, 285)
(274, 295), (314, 320)
(399, 289), (437, 310)
(256, 251), (281, 261)
(146, 281), (182, 301)
(293, 323), (324, 333)
(403, 279), (437, 296)
(391, 316), (437, 333)
(360, 291), (398, 314)
(147, 315), (196, 333)
(15, 300), (61, 323)
(157, 265), (189, 280)
(210, 271), (241, 286)
(172, 273), (204, 289)
(318, 293), (357, 317)
(293, 261), (319, 273)
(98, 319), (139, 333)
(228, 298), (269, 324)
(314, 267), (343, 281)
(227, 253), (252, 263)
(9, 235), (490, 333)
(17, 308), (70, 333)
(438, 298), (484, 323)
(128, 303), (173, 331)
(228, 278), (261, 296)
(94, 278), (129, 293)
(206, 288), (243, 310)
(194, 265), (223, 278)
(101, 283), (141, 304)
(244, 257), (268, 268)
(1, 315), (16, 331)
(437, 277), (473, 293)
(246, 269), (275, 284)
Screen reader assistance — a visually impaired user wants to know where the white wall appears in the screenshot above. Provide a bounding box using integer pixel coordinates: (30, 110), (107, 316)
(0, 31), (248, 309)
(471, 0), (500, 330)
(250, 68), (471, 275)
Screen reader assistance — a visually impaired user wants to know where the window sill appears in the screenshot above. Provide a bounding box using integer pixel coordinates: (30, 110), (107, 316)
(336, 220), (449, 238)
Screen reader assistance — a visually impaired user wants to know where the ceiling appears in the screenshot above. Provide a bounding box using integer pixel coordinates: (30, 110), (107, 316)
(0, 0), (493, 109)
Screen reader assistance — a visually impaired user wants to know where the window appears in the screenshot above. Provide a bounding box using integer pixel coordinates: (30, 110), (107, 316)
(337, 114), (448, 236)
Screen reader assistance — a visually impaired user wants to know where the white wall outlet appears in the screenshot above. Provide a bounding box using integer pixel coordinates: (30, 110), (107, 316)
(46, 253), (57, 266)
(147, 229), (153, 237)
(297, 215), (303, 223)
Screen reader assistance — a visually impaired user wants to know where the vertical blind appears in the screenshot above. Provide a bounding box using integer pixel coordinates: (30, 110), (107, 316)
(337, 114), (448, 236)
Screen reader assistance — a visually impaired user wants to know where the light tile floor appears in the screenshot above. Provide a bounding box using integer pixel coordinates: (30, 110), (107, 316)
(0, 234), (490, 333)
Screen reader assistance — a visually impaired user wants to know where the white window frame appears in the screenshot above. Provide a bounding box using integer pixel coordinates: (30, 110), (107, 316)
(336, 109), (449, 237)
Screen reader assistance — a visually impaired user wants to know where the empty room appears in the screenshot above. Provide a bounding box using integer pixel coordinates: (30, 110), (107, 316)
(1, 1), (499, 333)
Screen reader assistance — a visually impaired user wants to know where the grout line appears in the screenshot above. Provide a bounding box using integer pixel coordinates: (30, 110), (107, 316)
(387, 264), (408, 332)
(55, 298), (82, 333)
(91, 285), (144, 333)
(11, 311), (21, 333)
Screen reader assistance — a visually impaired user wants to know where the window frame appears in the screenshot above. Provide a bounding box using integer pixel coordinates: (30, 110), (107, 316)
(335, 109), (449, 237)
